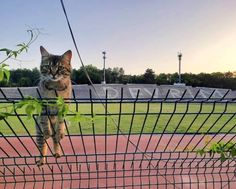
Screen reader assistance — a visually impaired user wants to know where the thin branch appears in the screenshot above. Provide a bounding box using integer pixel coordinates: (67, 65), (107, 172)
(0, 29), (40, 65)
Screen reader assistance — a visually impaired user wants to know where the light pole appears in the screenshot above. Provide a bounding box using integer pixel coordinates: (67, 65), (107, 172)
(102, 51), (106, 84)
(178, 52), (182, 83)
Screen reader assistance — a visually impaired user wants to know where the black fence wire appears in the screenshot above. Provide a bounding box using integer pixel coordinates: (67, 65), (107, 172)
(0, 87), (236, 188)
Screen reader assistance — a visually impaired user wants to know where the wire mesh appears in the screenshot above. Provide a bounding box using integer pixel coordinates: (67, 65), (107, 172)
(0, 86), (236, 188)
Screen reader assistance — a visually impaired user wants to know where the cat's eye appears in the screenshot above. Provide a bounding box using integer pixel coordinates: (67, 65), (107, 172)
(42, 64), (49, 68)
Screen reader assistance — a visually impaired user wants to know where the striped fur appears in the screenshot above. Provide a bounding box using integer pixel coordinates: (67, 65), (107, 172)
(36, 46), (72, 166)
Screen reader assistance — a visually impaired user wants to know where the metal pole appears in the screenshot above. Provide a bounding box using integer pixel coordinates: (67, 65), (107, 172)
(178, 52), (182, 83)
(102, 51), (106, 84)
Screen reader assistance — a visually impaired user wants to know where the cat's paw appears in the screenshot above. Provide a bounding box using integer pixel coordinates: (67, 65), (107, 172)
(36, 158), (45, 166)
(53, 153), (61, 158)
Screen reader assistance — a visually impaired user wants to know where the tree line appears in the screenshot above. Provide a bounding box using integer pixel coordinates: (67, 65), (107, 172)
(1, 65), (236, 90)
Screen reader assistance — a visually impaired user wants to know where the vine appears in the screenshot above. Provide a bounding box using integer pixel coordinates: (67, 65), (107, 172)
(197, 142), (236, 162)
(0, 29), (39, 82)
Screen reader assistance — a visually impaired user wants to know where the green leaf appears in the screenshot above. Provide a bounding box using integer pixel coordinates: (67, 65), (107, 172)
(0, 69), (4, 81)
(0, 112), (11, 120)
(14, 97), (43, 118)
(220, 152), (226, 162)
(69, 112), (88, 123)
(0, 48), (11, 56)
(196, 149), (205, 156)
(54, 96), (69, 120)
(0, 48), (9, 52)
(35, 103), (42, 115)
(3, 69), (10, 82)
(16, 43), (24, 47)
(12, 51), (18, 58)
(230, 147), (236, 157)
(15, 102), (25, 109)
(0, 64), (10, 81)
(225, 142), (234, 150)
(25, 104), (35, 119)
(17, 43), (28, 53)
(210, 143), (220, 153)
(1, 63), (8, 68)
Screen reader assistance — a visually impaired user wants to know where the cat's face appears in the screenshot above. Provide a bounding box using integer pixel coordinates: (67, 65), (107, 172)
(40, 46), (72, 80)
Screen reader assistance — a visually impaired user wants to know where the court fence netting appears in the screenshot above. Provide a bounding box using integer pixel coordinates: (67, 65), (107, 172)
(0, 87), (236, 188)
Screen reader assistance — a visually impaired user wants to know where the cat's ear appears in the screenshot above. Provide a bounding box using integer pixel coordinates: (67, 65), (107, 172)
(62, 50), (72, 64)
(40, 46), (49, 57)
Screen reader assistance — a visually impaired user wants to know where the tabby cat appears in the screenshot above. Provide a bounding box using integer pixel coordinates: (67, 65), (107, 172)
(36, 46), (72, 166)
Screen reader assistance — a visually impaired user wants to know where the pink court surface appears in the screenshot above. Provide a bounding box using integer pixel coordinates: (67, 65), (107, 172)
(1, 134), (236, 188)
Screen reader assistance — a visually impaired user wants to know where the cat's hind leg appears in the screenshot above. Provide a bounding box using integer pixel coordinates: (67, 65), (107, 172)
(52, 121), (65, 158)
(35, 116), (51, 166)
(35, 126), (48, 166)
(36, 138), (47, 166)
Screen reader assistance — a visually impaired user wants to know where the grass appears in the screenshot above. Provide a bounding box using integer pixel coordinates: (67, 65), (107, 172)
(0, 102), (235, 135)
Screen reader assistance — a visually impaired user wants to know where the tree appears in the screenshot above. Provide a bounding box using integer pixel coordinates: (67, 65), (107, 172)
(75, 65), (102, 84)
(10, 68), (39, 87)
(142, 68), (156, 84)
(110, 67), (125, 83)
(1, 63), (236, 89)
(169, 72), (179, 84)
(182, 73), (200, 87)
(31, 68), (40, 85)
(104, 68), (113, 83)
(18, 77), (31, 87)
(71, 69), (79, 84)
(224, 71), (233, 79)
(156, 73), (169, 85)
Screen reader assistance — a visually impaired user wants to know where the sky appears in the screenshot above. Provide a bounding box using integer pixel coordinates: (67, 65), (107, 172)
(0, 0), (236, 75)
